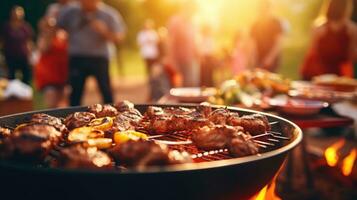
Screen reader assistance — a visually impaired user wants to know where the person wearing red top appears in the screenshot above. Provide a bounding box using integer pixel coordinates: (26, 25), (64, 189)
(301, 0), (357, 80)
(35, 0), (71, 108)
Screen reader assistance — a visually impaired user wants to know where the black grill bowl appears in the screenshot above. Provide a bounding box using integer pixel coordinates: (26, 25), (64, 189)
(0, 105), (302, 200)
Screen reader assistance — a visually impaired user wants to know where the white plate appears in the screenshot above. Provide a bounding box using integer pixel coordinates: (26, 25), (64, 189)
(170, 87), (216, 103)
(270, 97), (329, 116)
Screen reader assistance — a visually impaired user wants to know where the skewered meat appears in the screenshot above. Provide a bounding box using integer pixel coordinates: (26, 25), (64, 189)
(1, 124), (62, 161)
(30, 113), (67, 133)
(88, 104), (118, 118)
(208, 108), (231, 125)
(228, 114), (271, 135)
(145, 114), (210, 134)
(192, 125), (258, 157)
(197, 102), (212, 118)
(108, 140), (191, 168)
(53, 143), (112, 169)
(228, 134), (259, 157)
(64, 112), (96, 130)
(192, 125), (243, 150)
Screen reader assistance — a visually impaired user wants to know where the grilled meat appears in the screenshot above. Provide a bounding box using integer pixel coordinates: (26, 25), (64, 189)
(30, 113), (67, 133)
(192, 125), (259, 157)
(108, 140), (191, 168)
(64, 112), (96, 130)
(0, 124), (62, 161)
(88, 104), (118, 118)
(113, 100), (135, 112)
(228, 114), (271, 135)
(53, 143), (112, 169)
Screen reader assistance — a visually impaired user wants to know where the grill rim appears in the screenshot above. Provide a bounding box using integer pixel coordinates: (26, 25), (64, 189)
(0, 104), (302, 174)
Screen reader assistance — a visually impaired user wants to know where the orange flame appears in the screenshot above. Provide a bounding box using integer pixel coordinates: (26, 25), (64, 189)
(254, 185), (268, 200)
(341, 149), (357, 176)
(324, 139), (345, 167)
(251, 176), (281, 200)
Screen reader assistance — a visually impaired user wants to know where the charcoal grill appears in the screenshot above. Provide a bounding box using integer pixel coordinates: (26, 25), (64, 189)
(0, 104), (302, 200)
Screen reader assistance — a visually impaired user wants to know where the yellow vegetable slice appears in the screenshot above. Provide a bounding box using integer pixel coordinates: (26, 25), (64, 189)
(87, 117), (113, 131)
(113, 130), (148, 145)
(87, 138), (113, 149)
(68, 126), (106, 142)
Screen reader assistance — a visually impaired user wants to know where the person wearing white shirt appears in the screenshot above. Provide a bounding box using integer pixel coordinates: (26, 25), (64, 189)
(137, 19), (159, 73)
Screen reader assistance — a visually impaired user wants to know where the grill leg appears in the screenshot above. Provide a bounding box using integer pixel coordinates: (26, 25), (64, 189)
(301, 133), (314, 189)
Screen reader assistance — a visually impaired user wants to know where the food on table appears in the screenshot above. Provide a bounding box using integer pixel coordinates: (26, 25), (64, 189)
(312, 74), (357, 92)
(209, 69), (291, 107)
(0, 101), (275, 170)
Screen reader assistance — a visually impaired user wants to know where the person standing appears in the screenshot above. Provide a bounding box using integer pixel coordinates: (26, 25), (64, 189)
(301, 0), (357, 80)
(137, 19), (159, 75)
(57, 0), (126, 106)
(250, 0), (284, 72)
(35, 0), (71, 108)
(167, 2), (200, 87)
(1, 6), (34, 84)
(198, 24), (215, 87)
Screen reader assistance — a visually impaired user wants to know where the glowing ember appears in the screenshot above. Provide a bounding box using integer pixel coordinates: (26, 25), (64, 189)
(324, 139), (345, 167)
(341, 149), (357, 176)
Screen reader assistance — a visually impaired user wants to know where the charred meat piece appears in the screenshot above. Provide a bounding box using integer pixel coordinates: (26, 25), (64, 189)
(64, 112), (96, 130)
(145, 114), (210, 134)
(113, 100), (135, 112)
(228, 135), (259, 157)
(0, 127), (11, 139)
(192, 125), (259, 157)
(53, 143), (112, 170)
(110, 115), (136, 132)
(197, 102), (212, 118)
(88, 104), (118, 118)
(109, 109), (143, 133)
(30, 113), (67, 133)
(1, 124), (62, 161)
(108, 140), (191, 168)
(228, 114), (270, 135)
(192, 125), (242, 150)
(208, 108), (231, 125)
(163, 107), (195, 115)
(145, 106), (165, 118)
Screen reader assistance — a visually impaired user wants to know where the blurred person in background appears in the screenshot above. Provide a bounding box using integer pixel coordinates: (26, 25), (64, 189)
(35, 0), (72, 108)
(57, 0), (126, 106)
(250, 0), (284, 72)
(301, 0), (357, 80)
(1, 6), (33, 85)
(137, 19), (160, 100)
(198, 24), (215, 87)
(137, 19), (159, 74)
(231, 29), (256, 75)
(167, 2), (200, 87)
